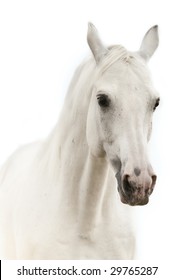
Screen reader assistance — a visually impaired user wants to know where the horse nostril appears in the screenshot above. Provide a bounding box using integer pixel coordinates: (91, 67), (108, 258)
(151, 175), (157, 188)
(123, 174), (133, 194)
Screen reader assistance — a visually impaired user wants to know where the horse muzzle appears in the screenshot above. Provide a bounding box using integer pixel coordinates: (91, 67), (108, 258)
(116, 170), (157, 206)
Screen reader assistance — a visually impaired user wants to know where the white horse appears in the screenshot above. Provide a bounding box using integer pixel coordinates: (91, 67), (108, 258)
(0, 23), (159, 259)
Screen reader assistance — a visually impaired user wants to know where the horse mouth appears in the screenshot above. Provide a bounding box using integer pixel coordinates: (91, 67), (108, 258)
(117, 185), (149, 206)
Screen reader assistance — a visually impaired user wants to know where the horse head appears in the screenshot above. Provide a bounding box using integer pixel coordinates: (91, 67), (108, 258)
(87, 23), (159, 206)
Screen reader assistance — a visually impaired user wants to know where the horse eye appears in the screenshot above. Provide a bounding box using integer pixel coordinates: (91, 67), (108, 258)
(97, 93), (110, 107)
(153, 98), (160, 111)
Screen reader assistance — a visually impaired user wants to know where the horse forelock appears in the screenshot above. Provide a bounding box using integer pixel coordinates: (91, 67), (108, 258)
(98, 45), (145, 75)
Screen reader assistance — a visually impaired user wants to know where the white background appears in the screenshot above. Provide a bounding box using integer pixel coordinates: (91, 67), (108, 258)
(0, 0), (172, 261)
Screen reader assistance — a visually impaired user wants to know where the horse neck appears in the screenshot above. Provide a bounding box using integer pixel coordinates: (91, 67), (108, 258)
(46, 58), (111, 233)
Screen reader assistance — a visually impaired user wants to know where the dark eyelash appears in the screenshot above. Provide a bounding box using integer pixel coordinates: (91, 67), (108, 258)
(153, 98), (160, 111)
(96, 93), (110, 107)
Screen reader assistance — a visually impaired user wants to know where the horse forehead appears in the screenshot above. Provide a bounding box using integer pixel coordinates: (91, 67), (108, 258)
(98, 60), (151, 90)
(96, 74), (152, 100)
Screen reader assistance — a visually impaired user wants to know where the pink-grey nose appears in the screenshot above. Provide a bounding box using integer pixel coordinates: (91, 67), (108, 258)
(118, 169), (157, 206)
(116, 168), (157, 205)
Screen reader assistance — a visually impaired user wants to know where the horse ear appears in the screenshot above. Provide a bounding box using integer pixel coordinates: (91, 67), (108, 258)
(87, 22), (108, 63)
(139, 25), (159, 61)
